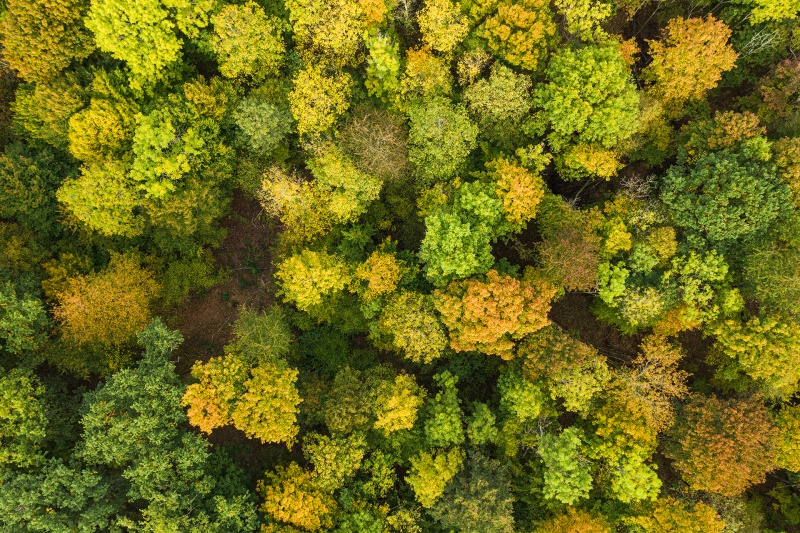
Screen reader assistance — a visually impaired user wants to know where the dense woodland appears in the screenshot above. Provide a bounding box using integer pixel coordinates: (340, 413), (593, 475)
(3, 0), (800, 530)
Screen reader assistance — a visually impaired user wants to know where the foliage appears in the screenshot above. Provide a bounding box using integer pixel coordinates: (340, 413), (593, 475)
(661, 139), (789, 244)
(708, 314), (800, 397)
(430, 451), (515, 533)
(233, 97), (293, 154)
(407, 447), (464, 508)
(340, 106), (409, 180)
(13, 73), (86, 150)
(467, 402), (498, 445)
(365, 31), (401, 101)
(407, 96), (478, 183)
(258, 462), (339, 531)
(498, 368), (546, 421)
(533, 44), (639, 151)
(286, 0), (364, 65)
(0, 368), (47, 467)
(643, 16), (738, 110)
(303, 432), (366, 490)
(555, 0), (613, 42)
(538, 427), (593, 504)
(435, 269), (557, 359)
(533, 507), (615, 533)
(482, 0), (559, 73)
(399, 47), (453, 101)
(373, 373), (426, 435)
(160, 252), (229, 308)
(53, 254), (160, 373)
(290, 66), (353, 137)
(373, 290), (448, 364)
(0, 282), (48, 356)
(259, 166), (333, 243)
(614, 335), (690, 432)
(212, 2), (285, 82)
(275, 249), (351, 315)
(1, 0), (93, 83)
(665, 394), (778, 496)
(417, 0), (468, 55)
(68, 85), (139, 163)
(424, 371), (465, 447)
(488, 156), (547, 232)
(629, 497), (726, 533)
(775, 405), (800, 472)
(86, 0), (214, 88)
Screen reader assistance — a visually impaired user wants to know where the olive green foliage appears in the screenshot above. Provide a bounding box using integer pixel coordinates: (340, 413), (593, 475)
(430, 452), (515, 533)
(13, 73), (86, 151)
(533, 44), (639, 152)
(0, 282), (48, 356)
(467, 402), (498, 445)
(302, 432), (366, 489)
(233, 97), (293, 154)
(464, 64), (532, 144)
(373, 290), (448, 363)
(743, 244), (800, 323)
(212, 2), (286, 81)
(661, 139), (789, 244)
(407, 96), (478, 183)
(160, 252), (230, 307)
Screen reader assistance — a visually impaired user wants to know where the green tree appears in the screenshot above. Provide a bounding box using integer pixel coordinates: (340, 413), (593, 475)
(775, 405), (800, 472)
(407, 96), (478, 183)
(665, 394), (778, 496)
(1, 0), (94, 83)
(661, 139), (789, 244)
(538, 427), (593, 505)
(533, 44), (639, 152)
(430, 451), (515, 533)
(233, 97), (293, 154)
(424, 371), (465, 448)
(463, 64), (532, 145)
(302, 432), (367, 490)
(212, 2), (286, 82)
(0, 368), (48, 467)
(407, 447), (464, 508)
(86, 0), (215, 89)
(13, 73), (86, 151)
(0, 283), (48, 357)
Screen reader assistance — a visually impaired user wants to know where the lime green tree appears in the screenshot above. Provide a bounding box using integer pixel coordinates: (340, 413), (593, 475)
(407, 447), (464, 508)
(538, 427), (593, 505)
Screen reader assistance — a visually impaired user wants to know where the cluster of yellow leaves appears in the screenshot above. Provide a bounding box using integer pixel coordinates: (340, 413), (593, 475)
(630, 498), (726, 533)
(274, 249), (351, 312)
(644, 16), (737, 110)
(533, 507), (615, 533)
(259, 166), (333, 244)
(400, 47), (453, 100)
(483, 0), (559, 73)
(417, 0), (468, 55)
(775, 405), (800, 472)
(41, 253), (93, 303)
(258, 462), (339, 531)
(352, 250), (406, 300)
(613, 335), (689, 432)
(375, 291), (448, 364)
(557, 143), (622, 180)
(588, 394), (658, 466)
(373, 373), (426, 435)
(489, 158), (545, 232)
(289, 65), (352, 137)
(435, 269), (558, 359)
(54, 253), (159, 351)
(407, 447), (464, 508)
(286, 0), (364, 65)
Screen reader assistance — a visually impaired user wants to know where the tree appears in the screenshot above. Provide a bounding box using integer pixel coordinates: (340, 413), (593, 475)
(399, 47), (453, 101)
(661, 138), (789, 244)
(665, 394), (778, 496)
(775, 405), (800, 472)
(407, 96), (478, 183)
(1, 0), (94, 83)
(212, 2), (286, 82)
(417, 0), (468, 55)
(614, 335), (690, 432)
(430, 452), (515, 533)
(538, 427), (593, 505)
(302, 432), (366, 490)
(68, 91), (139, 164)
(435, 269), (557, 359)
(0, 282), (48, 357)
(351, 249), (408, 300)
(0, 368), (47, 467)
(708, 314), (800, 397)
(289, 66), (352, 137)
(373, 373), (426, 435)
(13, 72), (87, 151)
(629, 497), (726, 533)
(555, 0), (613, 42)
(533, 44), (639, 151)
(233, 97), (293, 154)
(373, 290), (448, 364)
(643, 16), (737, 111)
(85, 0), (215, 89)
(464, 64), (532, 128)
(533, 507), (615, 533)
(424, 371), (465, 447)
(286, 0), (365, 65)
(274, 249), (351, 317)
(340, 106), (409, 180)
(481, 0), (558, 73)
(53, 254), (160, 374)
(258, 462), (339, 531)
(407, 447), (464, 508)
(487, 155), (547, 233)
(259, 166), (334, 243)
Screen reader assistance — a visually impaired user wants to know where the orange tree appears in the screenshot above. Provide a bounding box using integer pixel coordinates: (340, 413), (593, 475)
(434, 269), (557, 359)
(665, 394), (778, 495)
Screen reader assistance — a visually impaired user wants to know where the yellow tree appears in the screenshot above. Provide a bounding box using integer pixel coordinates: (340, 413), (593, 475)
(533, 507), (615, 533)
(629, 498), (726, 533)
(643, 16), (737, 112)
(482, 0), (559, 73)
(289, 65), (352, 137)
(258, 462), (339, 531)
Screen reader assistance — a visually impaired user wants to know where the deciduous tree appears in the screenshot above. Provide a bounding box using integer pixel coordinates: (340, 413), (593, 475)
(407, 447), (464, 508)
(258, 462), (339, 531)
(373, 290), (448, 364)
(533, 507), (615, 533)
(482, 0), (558, 73)
(0, 368), (47, 467)
(289, 66), (352, 137)
(212, 2), (286, 81)
(629, 498), (726, 533)
(417, 0), (469, 55)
